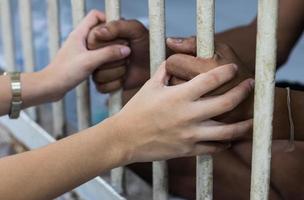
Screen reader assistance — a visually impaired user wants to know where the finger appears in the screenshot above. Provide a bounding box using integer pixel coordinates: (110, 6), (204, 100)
(190, 142), (229, 156)
(94, 19), (148, 41)
(73, 10), (106, 38)
(93, 66), (126, 84)
(166, 54), (216, 80)
(88, 35), (129, 50)
(169, 76), (185, 86)
(95, 80), (122, 93)
(166, 37), (197, 55)
(99, 59), (127, 70)
(194, 78), (255, 119)
(85, 45), (131, 71)
(150, 62), (170, 86)
(195, 119), (253, 142)
(176, 64), (238, 100)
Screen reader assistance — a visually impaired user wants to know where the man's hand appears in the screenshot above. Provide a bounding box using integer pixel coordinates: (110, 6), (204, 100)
(166, 37), (254, 123)
(87, 19), (150, 94)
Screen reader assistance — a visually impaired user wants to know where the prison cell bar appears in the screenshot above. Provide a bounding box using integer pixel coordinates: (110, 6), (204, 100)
(148, 0), (168, 200)
(71, 0), (91, 130)
(250, 0), (278, 200)
(19, 0), (38, 121)
(0, 0), (16, 72)
(196, 1), (215, 200)
(104, 0), (125, 195)
(47, 0), (66, 138)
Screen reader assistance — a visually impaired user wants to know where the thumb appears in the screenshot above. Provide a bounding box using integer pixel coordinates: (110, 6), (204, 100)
(84, 45), (131, 71)
(166, 37), (197, 55)
(151, 62), (170, 86)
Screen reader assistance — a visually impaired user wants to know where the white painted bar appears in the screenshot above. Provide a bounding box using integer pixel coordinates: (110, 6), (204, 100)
(19, 0), (38, 121)
(0, 0), (16, 72)
(105, 0), (125, 195)
(47, 0), (66, 138)
(148, 1), (168, 200)
(0, 113), (125, 200)
(250, 0), (278, 200)
(71, 0), (91, 130)
(196, 0), (215, 200)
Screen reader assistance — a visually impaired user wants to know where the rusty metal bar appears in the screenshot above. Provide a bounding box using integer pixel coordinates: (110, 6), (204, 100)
(250, 0), (278, 200)
(71, 0), (91, 130)
(148, 0), (168, 200)
(105, 0), (125, 195)
(196, 1), (215, 200)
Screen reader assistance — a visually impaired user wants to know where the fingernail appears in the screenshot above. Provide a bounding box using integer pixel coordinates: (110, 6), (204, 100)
(231, 63), (238, 71)
(99, 27), (109, 34)
(120, 46), (131, 56)
(249, 79), (255, 89)
(168, 37), (184, 43)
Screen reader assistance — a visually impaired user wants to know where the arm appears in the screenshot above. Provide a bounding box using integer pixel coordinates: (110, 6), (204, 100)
(0, 10), (131, 116)
(0, 63), (254, 200)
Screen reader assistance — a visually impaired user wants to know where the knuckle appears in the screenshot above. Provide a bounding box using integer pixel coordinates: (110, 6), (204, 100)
(206, 72), (221, 85)
(222, 98), (236, 111)
(89, 9), (100, 16)
(217, 43), (233, 52)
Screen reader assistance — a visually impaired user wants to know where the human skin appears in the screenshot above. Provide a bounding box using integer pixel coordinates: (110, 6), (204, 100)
(0, 10), (257, 200)
(87, 0), (304, 199)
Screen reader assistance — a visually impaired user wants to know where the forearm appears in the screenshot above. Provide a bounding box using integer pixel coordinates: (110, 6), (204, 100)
(0, 68), (60, 116)
(216, 0), (304, 72)
(0, 116), (129, 200)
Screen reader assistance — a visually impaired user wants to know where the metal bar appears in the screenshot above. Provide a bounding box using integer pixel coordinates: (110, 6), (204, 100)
(71, 0), (91, 130)
(105, 0), (125, 195)
(0, 0), (16, 72)
(47, 0), (66, 138)
(250, 0), (278, 200)
(19, 0), (38, 121)
(148, 1), (168, 200)
(0, 113), (125, 200)
(196, 0), (215, 200)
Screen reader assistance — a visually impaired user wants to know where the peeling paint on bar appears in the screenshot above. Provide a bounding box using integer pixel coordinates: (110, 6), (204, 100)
(250, 0), (278, 200)
(105, 0), (125, 195)
(148, 0), (168, 200)
(0, 0), (16, 72)
(71, 0), (91, 130)
(196, 0), (215, 200)
(47, 0), (66, 138)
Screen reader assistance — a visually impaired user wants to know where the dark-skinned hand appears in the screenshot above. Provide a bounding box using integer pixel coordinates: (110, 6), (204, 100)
(166, 37), (254, 124)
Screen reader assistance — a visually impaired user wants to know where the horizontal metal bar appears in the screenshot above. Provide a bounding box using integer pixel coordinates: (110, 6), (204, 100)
(0, 112), (125, 200)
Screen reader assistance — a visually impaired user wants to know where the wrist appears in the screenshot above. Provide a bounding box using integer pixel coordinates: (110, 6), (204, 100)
(21, 69), (63, 108)
(96, 114), (135, 166)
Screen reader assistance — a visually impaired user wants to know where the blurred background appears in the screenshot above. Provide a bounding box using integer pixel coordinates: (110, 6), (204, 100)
(0, 0), (303, 129)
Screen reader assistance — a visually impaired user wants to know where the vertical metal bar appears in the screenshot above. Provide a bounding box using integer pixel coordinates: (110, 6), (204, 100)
(105, 0), (125, 195)
(47, 0), (66, 138)
(250, 0), (278, 200)
(19, 0), (37, 120)
(71, 0), (91, 130)
(148, 1), (168, 200)
(0, 0), (16, 72)
(196, 0), (215, 200)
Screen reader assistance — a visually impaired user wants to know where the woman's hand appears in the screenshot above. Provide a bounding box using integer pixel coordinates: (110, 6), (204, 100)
(41, 10), (131, 100)
(109, 62), (254, 163)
